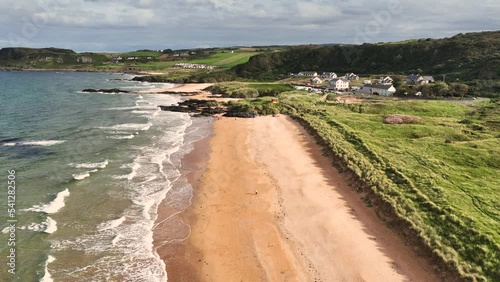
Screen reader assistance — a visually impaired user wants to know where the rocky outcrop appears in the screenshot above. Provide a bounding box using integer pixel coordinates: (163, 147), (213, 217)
(159, 99), (260, 118)
(159, 99), (227, 117)
(77, 56), (93, 63)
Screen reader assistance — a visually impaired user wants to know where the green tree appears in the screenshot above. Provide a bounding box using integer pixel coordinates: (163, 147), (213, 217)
(430, 82), (450, 97)
(450, 82), (470, 98)
(392, 76), (404, 88)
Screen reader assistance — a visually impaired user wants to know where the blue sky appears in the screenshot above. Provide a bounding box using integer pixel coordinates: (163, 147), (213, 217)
(0, 0), (499, 52)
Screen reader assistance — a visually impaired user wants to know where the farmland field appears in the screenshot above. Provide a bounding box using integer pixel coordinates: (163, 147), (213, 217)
(187, 51), (259, 68)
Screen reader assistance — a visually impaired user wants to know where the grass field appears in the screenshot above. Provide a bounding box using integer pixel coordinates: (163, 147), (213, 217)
(187, 51), (259, 68)
(275, 93), (500, 281)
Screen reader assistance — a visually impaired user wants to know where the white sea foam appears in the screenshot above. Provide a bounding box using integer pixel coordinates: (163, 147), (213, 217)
(107, 134), (135, 140)
(111, 234), (122, 246)
(127, 162), (141, 181)
(22, 189), (70, 214)
(72, 169), (98, 180)
(18, 217), (58, 233)
(108, 106), (157, 111)
(131, 110), (155, 114)
(2, 140), (66, 147)
(97, 123), (152, 131)
(45, 99), (200, 282)
(70, 160), (109, 169)
(97, 216), (126, 231)
(44, 217), (58, 234)
(40, 256), (56, 282)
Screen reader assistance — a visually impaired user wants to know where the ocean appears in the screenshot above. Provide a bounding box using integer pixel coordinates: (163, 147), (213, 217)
(0, 71), (210, 281)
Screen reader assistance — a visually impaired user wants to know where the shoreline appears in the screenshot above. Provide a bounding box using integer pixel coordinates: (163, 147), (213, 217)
(152, 116), (213, 282)
(154, 114), (441, 281)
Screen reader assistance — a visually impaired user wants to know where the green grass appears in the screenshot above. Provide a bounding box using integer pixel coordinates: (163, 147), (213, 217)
(187, 51), (259, 68)
(277, 94), (500, 281)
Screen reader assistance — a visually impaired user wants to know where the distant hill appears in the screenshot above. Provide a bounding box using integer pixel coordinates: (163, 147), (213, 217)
(233, 31), (500, 82)
(0, 47), (110, 69)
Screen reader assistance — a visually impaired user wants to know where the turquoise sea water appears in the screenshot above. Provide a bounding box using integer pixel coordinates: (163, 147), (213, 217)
(0, 71), (209, 281)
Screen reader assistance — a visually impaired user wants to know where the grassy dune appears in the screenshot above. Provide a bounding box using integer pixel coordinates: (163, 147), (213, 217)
(275, 94), (500, 281)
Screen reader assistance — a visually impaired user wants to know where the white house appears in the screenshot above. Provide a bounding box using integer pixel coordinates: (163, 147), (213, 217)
(320, 72), (337, 79)
(407, 74), (435, 85)
(310, 77), (323, 84)
(327, 78), (350, 90)
(363, 80), (372, 84)
(344, 73), (359, 81)
(360, 84), (396, 96)
(379, 76), (393, 84)
(297, 71), (318, 77)
(422, 76), (435, 83)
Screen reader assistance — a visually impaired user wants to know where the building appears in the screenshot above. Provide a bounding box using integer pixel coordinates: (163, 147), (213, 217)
(320, 72), (337, 79)
(363, 79), (372, 84)
(327, 78), (350, 90)
(378, 76), (393, 84)
(297, 71), (318, 77)
(406, 74), (435, 85)
(310, 77), (323, 84)
(422, 76), (435, 83)
(360, 84), (396, 96)
(344, 73), (359, 81)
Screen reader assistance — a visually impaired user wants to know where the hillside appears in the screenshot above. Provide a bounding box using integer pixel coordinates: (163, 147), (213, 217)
(0, 47), (110, 69)
(233, 31), (500, 82)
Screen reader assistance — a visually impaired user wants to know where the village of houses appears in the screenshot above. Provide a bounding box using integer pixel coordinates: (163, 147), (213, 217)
(292, 71), (435, 96)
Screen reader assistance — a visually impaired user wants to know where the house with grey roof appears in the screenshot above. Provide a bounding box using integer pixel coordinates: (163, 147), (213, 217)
(360, 84), (396, 96)
(320, 72), (337, 79)
(344, 73), (359, 81)
(407, 74), (435, 85)
(297, 71), (318, 77)
(327, 78), (350, 90)
(379, 76), (393, 84)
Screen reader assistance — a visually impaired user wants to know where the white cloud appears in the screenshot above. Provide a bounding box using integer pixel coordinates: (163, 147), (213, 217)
(297, 2), (342, 19)
(0, 0), (498, 51)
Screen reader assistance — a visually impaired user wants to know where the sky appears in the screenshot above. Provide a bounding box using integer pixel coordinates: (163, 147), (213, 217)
(0, 0), (499, 52)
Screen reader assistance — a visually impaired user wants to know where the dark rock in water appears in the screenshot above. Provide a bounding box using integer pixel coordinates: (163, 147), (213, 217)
(108, 78), (131, 82)
(0, 137), (22, 144)
(82, 88), (130, 93)
(159, 99), (226, 117)
(158, 105), (192, 113)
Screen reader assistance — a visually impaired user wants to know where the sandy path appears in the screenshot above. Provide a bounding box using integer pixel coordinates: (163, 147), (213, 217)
(174, 115), (438, 282)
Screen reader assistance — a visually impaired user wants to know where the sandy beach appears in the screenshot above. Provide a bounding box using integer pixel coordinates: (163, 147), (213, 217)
(137, 83), (239, 103)
(153, 114), (440, 282)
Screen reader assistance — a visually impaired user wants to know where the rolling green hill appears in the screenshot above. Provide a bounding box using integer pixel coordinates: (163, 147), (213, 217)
(0, 47), (110, 69)
(233, 31), (500, 82)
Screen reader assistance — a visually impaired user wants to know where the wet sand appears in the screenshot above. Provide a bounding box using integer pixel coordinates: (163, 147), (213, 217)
(155, 115), (440, 281)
